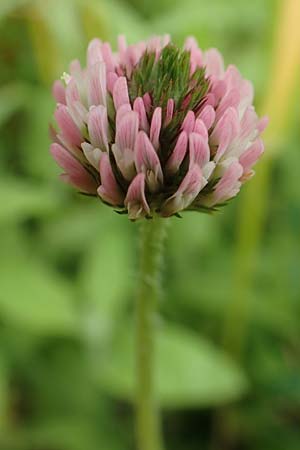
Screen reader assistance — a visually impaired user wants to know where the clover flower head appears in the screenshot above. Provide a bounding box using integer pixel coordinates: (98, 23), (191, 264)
(50, 35), (268, 219)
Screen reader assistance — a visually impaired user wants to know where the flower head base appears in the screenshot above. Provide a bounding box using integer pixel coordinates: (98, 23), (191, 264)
(50, 35), (268, 220)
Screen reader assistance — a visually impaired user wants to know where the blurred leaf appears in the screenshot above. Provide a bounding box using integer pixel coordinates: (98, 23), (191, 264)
(78, 0), (110, 42)
(25, 419), (100, 450)
(42, 202), (103, 253)
(2, 417), (124, 450)
(0, 0), (31, 21)
(26, 3), (61, 84)
(0, 177), (59, 222)
(80, 0), (150, 43)
(169, 213), (220, 256)
(126, 0), (182, 19)
(22, 87), (57, 179)
(152, 0), (271, 47)
(222, 0), (300, 358)
(99, 323), (248, 408)
(0, 83), (30, 127)
(26, 0), (84, 85)
(0, 358), (8, 424)
(27, 343), (96, 416)
(0, 249), (78, 335)
(34, 0), (85, 62)
(41, 202), (109, 263)
(79, 216), (133, 341)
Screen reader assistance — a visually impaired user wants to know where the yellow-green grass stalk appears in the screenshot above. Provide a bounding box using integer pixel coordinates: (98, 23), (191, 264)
(223, 0), (300, 357)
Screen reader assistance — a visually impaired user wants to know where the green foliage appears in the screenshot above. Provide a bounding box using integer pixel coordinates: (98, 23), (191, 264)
(0, 83), (31, 127)
(0, 177), (59, 222)
(0, 0), (31, 21)
(0, 357), (8, 423)
(78, 216), (133, 341)
(0, 242), (78, 336)
(100, 322), (248, 408)
(0, 1), (299, 450)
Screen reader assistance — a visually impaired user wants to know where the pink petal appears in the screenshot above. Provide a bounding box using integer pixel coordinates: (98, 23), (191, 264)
(50, 143), (79, 172)
(215, 88), (240, 121)
(124, 173), (150, 220)
(203, 93), (217, 109)
(54, 104), (82, 148)
(88, 105), (109, 151)
(162, 164), (204, 216)
(97, 153), (124, 205)
(184, 36), (199, 51)
(107, 72), (118, 94)
(81, 142), (102, 169)
(113, 111), (138, 180)
(239, 139), (264, 172)
(223, 66), (254, 111)
(125, 44), (145, 77)
(50, 143), (97, 194)
(69, 59), (82, 76)
(65, 78), (80, 106)
(181, 93), (192, 110)
(65, 78), (87, 130)
(211, 107), (240, 162)
(211, 160), (243, 205)
(193, 119), (208, 139)
(202, 161), (216, 180)
(162, 34), (171, 46)
(101, 42), (115, 72)
(147, 36), (164, 53)
(118, 35), (128, 66)
(182, 110), (195, 134)
(184, 37), (203, 74)
(166, 131), (188, 175)
(142, 93), (152, 114)
(133, 97), (149, 133)
(210, 79), (227, 102)
(189, 133), (210, 168)
(116, 111), (139, 151)
(87, 38), (103, 67)
(112, 144), (136, 181)
(190, 48), (203, 74)
(177, 165), (205, 196)
(52, 80), (66, 104)
(87, 62), (107, 107)
(68, 101), (88, 132)
(68, 64), (86, 103)
(239, 106), (258, 141)
(257, 116), (269, 133)
(165, 98), (174, 126)
(185, 37), (203, 73)
(223, 65), (242, 90)
(59, 173), (95, 194)
(113, 76), (130, 110)
(239, 79), (254, 110)
(134, 131), (163, 192)
(204, 49), (224, 77)
(116, 104), (132, 129)
(150, 107), (162, 151)
(197, 105), (216, 129)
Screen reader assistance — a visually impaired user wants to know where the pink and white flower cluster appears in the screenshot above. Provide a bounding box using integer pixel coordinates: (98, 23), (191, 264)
(50, 35), (268, 219)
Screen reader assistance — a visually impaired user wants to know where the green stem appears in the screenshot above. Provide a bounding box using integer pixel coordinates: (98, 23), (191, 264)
(136, 218), (168, 450)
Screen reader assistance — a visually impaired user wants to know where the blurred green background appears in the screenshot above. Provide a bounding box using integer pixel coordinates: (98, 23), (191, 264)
(1, 0), (300, 449)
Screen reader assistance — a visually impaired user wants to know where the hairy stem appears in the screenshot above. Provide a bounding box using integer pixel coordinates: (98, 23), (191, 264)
(136, 218), (168, 450)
